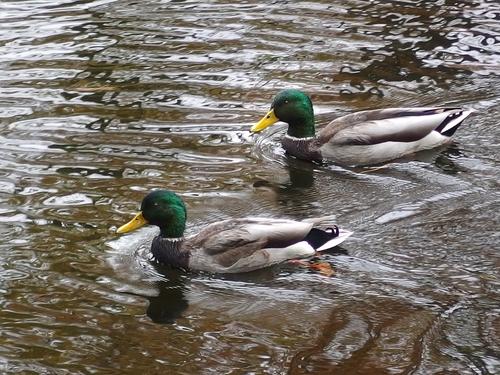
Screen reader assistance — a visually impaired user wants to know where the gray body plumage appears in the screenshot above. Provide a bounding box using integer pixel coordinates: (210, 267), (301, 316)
(150, 217), (352, 273)
(282, 107), (474, 166)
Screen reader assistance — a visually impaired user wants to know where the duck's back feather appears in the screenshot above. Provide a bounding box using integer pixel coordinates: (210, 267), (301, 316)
(312, 107), (474, 166)
(186, 217), (349, 273)
(192, 218), (313, 251)
(320, 107), (471, 146)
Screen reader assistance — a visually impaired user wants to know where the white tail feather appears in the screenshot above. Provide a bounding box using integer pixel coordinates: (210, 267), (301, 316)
(316, 230), (353, 251)
(441, 110), (475, 134)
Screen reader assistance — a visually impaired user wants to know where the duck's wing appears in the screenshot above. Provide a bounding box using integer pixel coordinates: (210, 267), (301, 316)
(318, 107), (474, 146)
(188, 218), (317, 273)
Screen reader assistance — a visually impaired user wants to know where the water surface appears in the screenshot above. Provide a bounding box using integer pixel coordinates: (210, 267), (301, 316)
(0, 0), (499, 374)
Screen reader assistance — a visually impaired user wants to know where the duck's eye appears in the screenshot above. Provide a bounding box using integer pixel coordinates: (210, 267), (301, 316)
(284, 100), (289, 104)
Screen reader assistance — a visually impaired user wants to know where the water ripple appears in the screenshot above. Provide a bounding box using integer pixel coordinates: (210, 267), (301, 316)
(0, 0), (499, 373)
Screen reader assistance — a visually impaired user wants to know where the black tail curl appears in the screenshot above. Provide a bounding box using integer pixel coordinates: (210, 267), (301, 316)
(304, 225), (339, 250)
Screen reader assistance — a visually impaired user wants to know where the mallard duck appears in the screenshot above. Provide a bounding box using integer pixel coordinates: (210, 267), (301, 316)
(117, 190), (352, 273)
(251, 89), (475, 166)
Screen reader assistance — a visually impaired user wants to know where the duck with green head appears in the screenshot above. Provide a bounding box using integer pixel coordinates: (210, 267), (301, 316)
(117, 189), (352, 273)
(251, 89), (474, 166)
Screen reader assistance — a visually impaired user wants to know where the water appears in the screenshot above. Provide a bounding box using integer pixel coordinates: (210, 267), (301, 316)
(0, 0), (499, 373)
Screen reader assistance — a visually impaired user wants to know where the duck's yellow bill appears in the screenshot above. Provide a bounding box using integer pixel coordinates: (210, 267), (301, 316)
(251, 109), (279, 132)
(117, 212), (148, 234)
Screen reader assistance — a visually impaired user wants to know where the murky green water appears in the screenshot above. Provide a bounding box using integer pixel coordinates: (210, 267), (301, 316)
(1, 0), (499, 373)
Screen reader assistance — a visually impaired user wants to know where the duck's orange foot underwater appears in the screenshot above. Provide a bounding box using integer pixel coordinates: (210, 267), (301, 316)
(288, 259), (334, 277)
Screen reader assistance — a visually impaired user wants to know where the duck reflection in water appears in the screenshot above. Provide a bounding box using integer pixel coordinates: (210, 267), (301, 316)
(145, 262), (309, 324)
(146, 266), (190, 324)
(252, 156), (316, 202)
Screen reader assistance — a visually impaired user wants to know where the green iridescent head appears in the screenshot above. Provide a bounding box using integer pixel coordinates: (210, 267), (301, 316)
(251, 89), (315, 138)
(117, 190), (187, 238)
